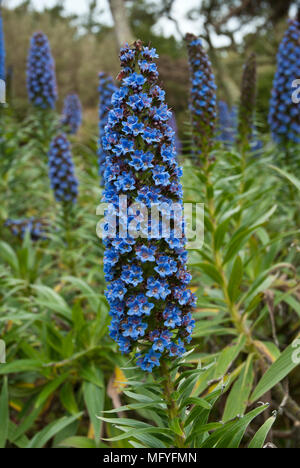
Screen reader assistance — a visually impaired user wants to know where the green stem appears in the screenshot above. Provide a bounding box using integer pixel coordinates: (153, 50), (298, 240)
(160, 360), (186, 448)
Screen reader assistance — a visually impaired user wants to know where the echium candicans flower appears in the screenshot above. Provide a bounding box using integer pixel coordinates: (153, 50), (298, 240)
(185, 33), (217, 162)
(4, 218), (49, 241)
(61, 94), (82, 135)
(102, 40), (195, 372)
(237, 53), (257, 147)
(98, 72), (117, 185)
(27, 32), (57, 109)
(169, 111), (182, 155)
(269, 19), (300, 144)
(48, 134), (78, 203)
(0, 8), (6, 81)
(217, 101), (237, 146)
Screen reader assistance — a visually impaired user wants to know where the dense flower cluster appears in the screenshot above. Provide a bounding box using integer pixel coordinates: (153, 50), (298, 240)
(217, 101), (237, 145)
(98, 72), (117, 185)
(0, 10), (5, 81)
(48, 134), (78, 203)
(169, 112), (182, 155)
(27, 32), (57, 109)
(102, 40), (195, 372)
(185, 33), (217, 161)
(269, 19), (300, 144)
(4, 218), (48, 241)
(61, 94), (82, 135)
(237, 53), (257, 146)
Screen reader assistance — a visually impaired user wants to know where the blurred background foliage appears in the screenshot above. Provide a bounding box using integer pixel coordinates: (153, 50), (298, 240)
(2, 0), (298, 135)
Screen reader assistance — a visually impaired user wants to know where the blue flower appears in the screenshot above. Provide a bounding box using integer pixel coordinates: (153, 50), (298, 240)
(102, 41), (195, 371)
(48, 134), (78, 203)
(217, 101), (237, 146)
(128, 93), (152, 111)
(152, 165), (170, 186)
(0, 12), (6, 81)
(98, 73), (117, 185)
(136, 349), (161, 372)
(269, 19), (300, 144)
(105, 279), (127, 303)
(129, 150), (154, 171)
(121, 264), (143, 286)
(126, 294), (154, 317)
(168, 339), (186, 357)
(154, 255), (177, 277)
(185, 33), (217, 161)
(122, 317), (148, 339)
(114, 172), (136, 191)
(123, 72), (146, 88)
(168, 113), (182, 155)
(4, 218), (49, 241)
(27, 32), (57, 109)
(61, 94), (82, 135)
(146, 277), (171, 300)
(112, 138), (135, 156)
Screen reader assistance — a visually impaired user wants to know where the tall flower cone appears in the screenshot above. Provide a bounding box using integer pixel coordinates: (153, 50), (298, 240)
(269, 19), (300, 145)
(27, 32), (57, 109)
(61, 94), (82, 135)
(102, 41), (195, 372)
(237, 53), (257, 149)
(0, 5), (5, 82)
(217, 100), (237, 146)
(48, 134), (78, 204)
(185, 33), (217, 163)
(98, 72), (117, 185)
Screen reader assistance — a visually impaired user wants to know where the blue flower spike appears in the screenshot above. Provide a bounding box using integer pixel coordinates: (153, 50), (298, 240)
(61, 94), (82, 135)
(48, 133), (78, 203)
(98, 72), (117, 185)
(27, 31), (57, 109)
(102, 40), (195, 373)
(185, 33), (217, 163)
(269, 19), (300, 145)
(0, 7), (6, 82)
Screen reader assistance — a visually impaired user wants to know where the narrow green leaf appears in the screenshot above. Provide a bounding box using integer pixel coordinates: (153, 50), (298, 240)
(223, 355), (254, 421)
(251, 337), (300, 402)
(83, 382), (104, 443)
(248, 416), (276, 448)
(27, 413), (82, 448)
(269, 165), (300, 191)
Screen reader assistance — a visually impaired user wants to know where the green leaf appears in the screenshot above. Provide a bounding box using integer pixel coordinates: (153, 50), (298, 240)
(251, 337), (300, 402)
(269, 165), (300, 191)
(27, 413), (82, 448)
(200, 404), (269, 448)
(0, 241), (19, 272)
(213, 336), (246, 380)
(59, 436), (97, 448)
(180, 397), (212, 411)
(0, 377), (9, 448)
(32, 285), (72, 320)
(0, 359), (42, 375)
(34, 373), (69, 408)
(83, 382), (104, 443)
(228, 255), (243, 303)
(248, 416), (276, 448)
(60, 382), (79, 415)
(223, 354), (254, 421)
(191, 261), (224, 285)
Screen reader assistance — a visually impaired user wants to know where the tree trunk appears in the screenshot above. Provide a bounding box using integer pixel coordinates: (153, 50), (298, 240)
(108, 0), (134, 49)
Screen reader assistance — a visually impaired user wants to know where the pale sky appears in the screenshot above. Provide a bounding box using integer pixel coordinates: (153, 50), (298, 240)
(4, 0), (231, 46)
(4, 0), (298, 48)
